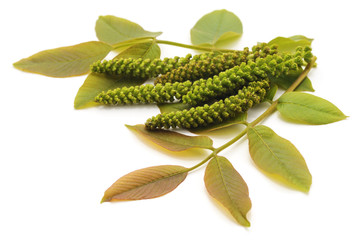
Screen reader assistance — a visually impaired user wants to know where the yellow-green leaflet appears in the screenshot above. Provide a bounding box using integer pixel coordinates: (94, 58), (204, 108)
(277, 92), (347, 124)
(190, 9), (242, 47)
(13, 41), (112, 77)
(204, 156), (251, 226)
(95, 15), (162, 45)
(247, 125), (312, 192)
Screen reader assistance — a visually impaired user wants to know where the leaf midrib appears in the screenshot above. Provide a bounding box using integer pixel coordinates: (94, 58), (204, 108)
(280, 101), (342, 116)
(251, 128), (295, 181)
(115, 169), (187, 197)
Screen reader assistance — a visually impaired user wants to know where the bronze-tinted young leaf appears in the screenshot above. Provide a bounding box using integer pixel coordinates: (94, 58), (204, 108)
(269, 69), (314, 92)
(204, 156), (251, 226)
(13, 41), (112, 77)
(95, 15), (162, 45)
(277, 92), (347, 124)
(114, 41), (161, 60)
(190, 9), (243, 47)
(74, 73), (146, 109)
(247, 125), (312, 192)
(268, 35), (312, 54)
(126, 124), (213, 151)
(101, 165), (188, 202)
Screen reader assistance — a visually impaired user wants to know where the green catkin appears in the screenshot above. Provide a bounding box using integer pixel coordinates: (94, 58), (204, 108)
(94, 47), (312, 106)
(145, 80), (270, 130)
(90, 52), (216, 79)
(94, 81), (193, 105)
(153, 43), (278, 85)
(181, 46), (312, 106)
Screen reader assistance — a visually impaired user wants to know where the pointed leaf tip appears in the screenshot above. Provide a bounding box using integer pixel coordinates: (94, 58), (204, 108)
(248, 125), (312, 192)
(204, 156), (251, 226)
(14, 41), (112, 77)
(277, 92), (347, 125)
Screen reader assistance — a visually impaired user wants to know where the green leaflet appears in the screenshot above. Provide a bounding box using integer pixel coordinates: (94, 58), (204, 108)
(13, 41), (112, 77)
(101, 165), (188, 202)
(114, 41), (161, 60)
(126, 124), (214, 151)
(277, 92), (347, 124)
(95, 15), (162, 45)
(247, 125), (312, 192)
(204, 156), (251, 226)
(190, 9), (243, 47)
(268, 35), (313, 54)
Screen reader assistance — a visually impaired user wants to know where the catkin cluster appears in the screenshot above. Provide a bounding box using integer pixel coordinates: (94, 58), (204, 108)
(154, 43), (278, 85)
(145, 80), (269, 129)
(95, 46), (310, 107)
(91, 43), (314, 130)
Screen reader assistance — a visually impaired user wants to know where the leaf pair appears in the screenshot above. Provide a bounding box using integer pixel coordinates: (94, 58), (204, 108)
(247, 93), (346, 192)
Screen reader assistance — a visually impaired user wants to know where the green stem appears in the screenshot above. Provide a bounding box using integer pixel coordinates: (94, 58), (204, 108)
(112, 37), (154, 49)
(187, 56), (317, 172)
(112, 38), (236, 53)
(156, 39), (235, 52)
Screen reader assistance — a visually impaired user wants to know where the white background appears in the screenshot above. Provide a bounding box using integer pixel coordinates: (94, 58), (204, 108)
(1, 0), (359, 239)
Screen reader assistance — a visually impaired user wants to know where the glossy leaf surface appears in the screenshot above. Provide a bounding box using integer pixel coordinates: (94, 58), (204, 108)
(102, 165), (188, 202)
(126, 124), (213, 151)
(204, 156), (251, 226)
(248, 125), (312, 192)
(13, 41), (112, 77)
